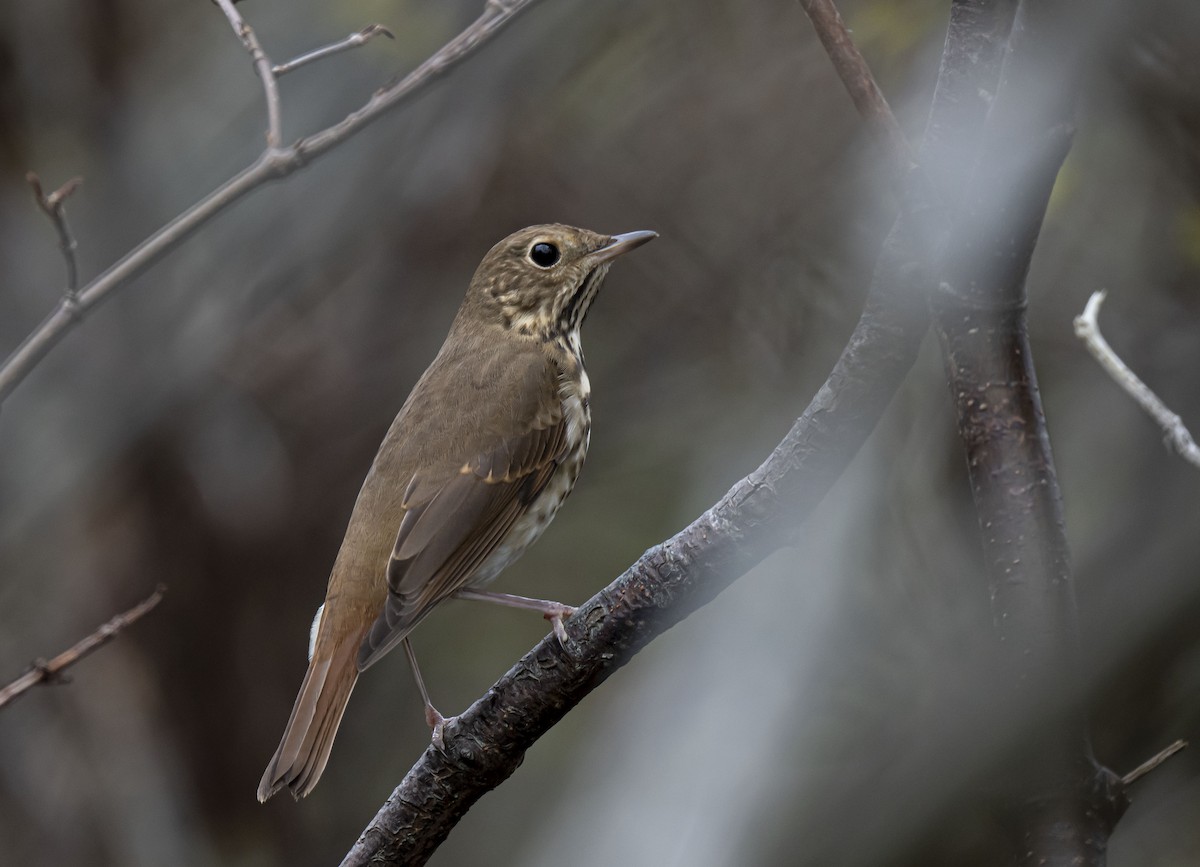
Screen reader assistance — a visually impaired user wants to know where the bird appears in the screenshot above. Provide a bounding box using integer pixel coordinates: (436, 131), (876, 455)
(257, 223), (656, 802)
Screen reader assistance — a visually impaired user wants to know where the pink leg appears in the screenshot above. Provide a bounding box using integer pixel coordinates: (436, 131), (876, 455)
(402, 637), (448, 751)
(453, 588), (576, 645)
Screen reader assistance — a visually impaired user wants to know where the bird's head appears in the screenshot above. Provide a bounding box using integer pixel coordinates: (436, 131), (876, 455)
(465, 224), (656, 340)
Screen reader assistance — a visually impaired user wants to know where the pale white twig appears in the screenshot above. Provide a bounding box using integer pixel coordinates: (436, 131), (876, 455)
(0, 0), (541, 405)
(273, 24), (395, 77)
(213, 0), (283, 147)
(1074, 290), (1200, 468)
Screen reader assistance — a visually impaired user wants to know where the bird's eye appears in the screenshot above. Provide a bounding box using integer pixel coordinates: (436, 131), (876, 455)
(528, 242), (560, 268)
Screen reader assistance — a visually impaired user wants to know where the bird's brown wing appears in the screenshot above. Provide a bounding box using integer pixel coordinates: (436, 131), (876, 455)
(356, 401), (570, 670)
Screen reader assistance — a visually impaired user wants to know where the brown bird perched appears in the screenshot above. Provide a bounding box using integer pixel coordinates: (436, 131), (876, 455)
(257, 223), (656, 801)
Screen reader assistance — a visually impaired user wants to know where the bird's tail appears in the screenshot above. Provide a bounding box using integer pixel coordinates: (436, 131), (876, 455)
(257, 632), (362, 802)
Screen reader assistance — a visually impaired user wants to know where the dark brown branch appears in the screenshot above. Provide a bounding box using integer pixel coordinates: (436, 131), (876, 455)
(1121, 739), (1187, 787)
(26, 172), (83, 298)
(928, 1), (1126, 864)
(340, 2), (1019, 863)
(0, 585), (165, 711)
(797, 0), (916, 171)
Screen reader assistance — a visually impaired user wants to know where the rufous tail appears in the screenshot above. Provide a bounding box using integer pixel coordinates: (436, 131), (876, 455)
(257, 634), (361, 802)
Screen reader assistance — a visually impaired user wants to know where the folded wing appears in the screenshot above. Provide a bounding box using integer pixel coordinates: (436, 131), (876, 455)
(357, 376), (570, 670)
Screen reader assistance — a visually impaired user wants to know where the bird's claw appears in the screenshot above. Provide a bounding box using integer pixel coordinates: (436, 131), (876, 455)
(426, 705), (449, 753)
(543, 603), (576, 647)
(551, 616), (569, 646)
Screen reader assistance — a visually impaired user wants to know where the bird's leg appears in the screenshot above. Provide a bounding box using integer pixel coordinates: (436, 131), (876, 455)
(402, 637), (448, 751)
(452, 588), (576, 645)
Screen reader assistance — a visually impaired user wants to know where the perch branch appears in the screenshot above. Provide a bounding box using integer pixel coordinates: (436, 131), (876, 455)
(0, 585), (165, 711)
(0, 0), (541, 406)
(340, 1), (1019, 863)
(273, 24), (395, 77)
(26, 172), (82, 298)
(1073, 290), (1200, 468)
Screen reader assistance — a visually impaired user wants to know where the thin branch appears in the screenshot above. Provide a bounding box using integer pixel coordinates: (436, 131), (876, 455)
(1073, 290), (1200, 468)
(273, 24), (395, 77)
(26, 172), (83, 298)
(0, 0), (541, 406)
(797, 0), (916, 172)
(292, 0), (535, 159)
(0, 585), (165, 711)
(213, 0), (282, 147)
(1121, 739), (1187, 786)
(341, 1), (1020, 862)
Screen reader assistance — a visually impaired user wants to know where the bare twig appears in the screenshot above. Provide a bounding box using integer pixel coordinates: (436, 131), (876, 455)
(273, 24), (395, 77)
(26, 172), (83, 298)
(1121, 739), (1187, 786)
(0, 0), (541, 406)
(796, 0), (916, 172)
(1074, 290), (1200, 468)
(0, 585), (165, 711)
(213, 0), (283, 147)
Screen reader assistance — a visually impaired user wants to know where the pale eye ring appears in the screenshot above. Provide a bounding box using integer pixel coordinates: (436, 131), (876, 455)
(528, 242), (560, 268)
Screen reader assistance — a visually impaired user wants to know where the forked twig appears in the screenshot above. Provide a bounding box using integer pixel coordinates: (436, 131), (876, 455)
(26, 172), (83, 298)
(1074, 290), (1200, 468)
(0, 585), (165, 711)
(273, 24), (395, 77)
(0, 0), (541, 406)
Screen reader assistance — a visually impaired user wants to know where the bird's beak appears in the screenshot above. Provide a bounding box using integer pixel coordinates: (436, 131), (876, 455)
(588, 230), (658, 265)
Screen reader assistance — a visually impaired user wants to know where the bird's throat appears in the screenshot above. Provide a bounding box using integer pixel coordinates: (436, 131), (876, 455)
(556, 266), (604, 337)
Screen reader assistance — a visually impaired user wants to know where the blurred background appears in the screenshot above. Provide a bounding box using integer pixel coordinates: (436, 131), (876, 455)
(1, 0), (1198, 864)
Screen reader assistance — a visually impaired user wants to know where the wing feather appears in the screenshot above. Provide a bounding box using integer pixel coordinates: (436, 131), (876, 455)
(357, 393), (571, 670)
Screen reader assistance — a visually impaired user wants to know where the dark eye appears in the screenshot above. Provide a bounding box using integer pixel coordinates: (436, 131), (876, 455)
(528, 242), (560, 268)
